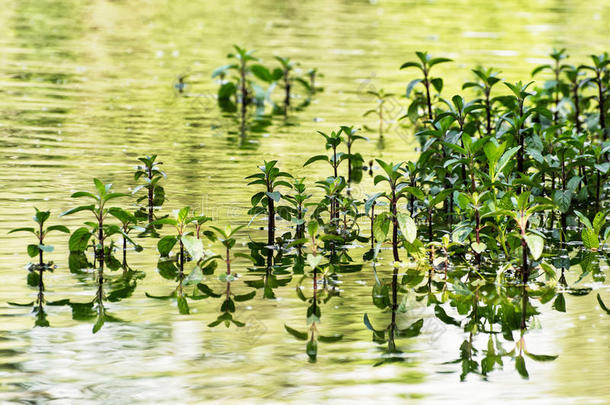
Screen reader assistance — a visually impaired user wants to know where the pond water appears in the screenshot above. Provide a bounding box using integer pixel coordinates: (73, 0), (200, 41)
(1, 0), (609, 403)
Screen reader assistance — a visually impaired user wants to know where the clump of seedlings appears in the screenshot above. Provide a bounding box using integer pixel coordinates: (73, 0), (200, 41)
(147, 206), (217, 314)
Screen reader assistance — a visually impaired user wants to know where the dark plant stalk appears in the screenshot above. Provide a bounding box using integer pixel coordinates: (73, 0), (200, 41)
(390, 188), (400, 262)
(240, 61), (248, 135)
(226, 245), (231, 275)
(521, 236), (529, 284)
(284, 69), (291, 109)
(595, 71), (607, 140)
(267, 180), (275, 269)
(379, 102), (384, 137)
(370, 202), (375, 250)
(553, 65), (560, 126)
(147, 166), (154, 223)
(38, 221), (44, 266)
(389, 264), (398, 352)
(560, 155), (567, 246)
(179, 238), (185, 293)
(423, 70), (433, 121)
(572, 81), (581, 134)
(485, 87), (492, 136)
(122, 229), (127, 270)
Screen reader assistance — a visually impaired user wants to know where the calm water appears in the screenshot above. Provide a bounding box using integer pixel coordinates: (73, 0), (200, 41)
(1, 0), (609, 403)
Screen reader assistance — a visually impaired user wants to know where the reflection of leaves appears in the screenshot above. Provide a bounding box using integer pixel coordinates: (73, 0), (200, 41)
(306, 339), (317, 361)
(285, 325), (308, 340)
(597, 294), (610, 315)
(515, 355), (529, 379)
(434, 305), (460, 326)
(552, 293), (566, 312)
(397, 319), (423, 337)
(524, 351), (558, 362)
(177, 295), (189, 314)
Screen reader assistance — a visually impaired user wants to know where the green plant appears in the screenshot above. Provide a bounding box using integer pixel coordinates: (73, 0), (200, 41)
(133, 154), (166, 226)
(61, 179), (130, 274)
(401, 51), (452, 122)
(462, 67), (502, 135)
(247, 160), (293, 268)
(8, 208), (69, 316)
(108, 207), (143, 271)
(148, 206), (217, 314)
(580, 53), (609, 140)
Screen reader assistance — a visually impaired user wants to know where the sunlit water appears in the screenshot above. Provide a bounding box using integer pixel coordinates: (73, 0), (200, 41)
(0, 0), (609, 403)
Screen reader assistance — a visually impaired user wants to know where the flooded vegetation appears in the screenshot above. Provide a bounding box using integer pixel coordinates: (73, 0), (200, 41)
(1, 0), (609, 403)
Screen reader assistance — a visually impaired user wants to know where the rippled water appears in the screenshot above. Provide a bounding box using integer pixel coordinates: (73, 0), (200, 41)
(1, 0), (609, 403)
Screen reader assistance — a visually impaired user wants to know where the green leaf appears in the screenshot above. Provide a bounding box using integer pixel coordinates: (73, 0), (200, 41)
(397, 212), (417, 243)
(46, 225), (70, 234)
(524, 234), (544, 260)
(60, 205), (96, 217)
(68, 227), (92, 252)
(284, 325), (308, 340)
(303, 155), (328, 167)
(266, 191), (281, 203)
(181, 235), (204, 262)
(582, 228), (599, 250)
(71, 191), (98, 199)
(307, 254), (322, 269)
(183, 266), (203, 285)
(27, 244), (40, 257)
(373, 213), (390, 243)
(553, 190), (572, 214)
(496, 146), (520, 174)
(27, 271), (40, 286)
(38, 244), (54, 253)
(471, 242), (486, 254)
(8, 227), (36, 235)
(158, 235), (177, 256)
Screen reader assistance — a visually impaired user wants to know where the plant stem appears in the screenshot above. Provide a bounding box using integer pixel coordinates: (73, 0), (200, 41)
(596, 71), (607, 141)
(423, 70), (433, 121)
(267, 182), (275, 269)
(147, 166), (154, 223)
(391, 189), (400, 262)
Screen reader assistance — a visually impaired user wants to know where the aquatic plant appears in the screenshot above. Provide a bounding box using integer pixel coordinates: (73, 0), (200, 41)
(247, 160), (293, 269)
(133, 154), (166, 226)
(8, 208), (69, 324)
(148, 206), (218, 314)
(401, 51), (452, 122)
